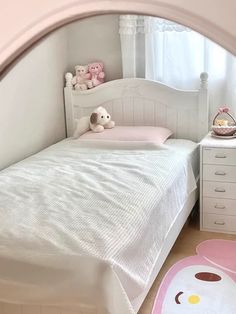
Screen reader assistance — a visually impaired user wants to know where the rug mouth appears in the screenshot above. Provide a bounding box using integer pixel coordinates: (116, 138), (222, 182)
(175, 291), (183, 304)
(175, 291), (201, 305)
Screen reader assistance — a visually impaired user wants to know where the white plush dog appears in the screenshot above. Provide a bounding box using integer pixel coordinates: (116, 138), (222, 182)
(73, 106), (115, 138)
(89, 106), (115, 132)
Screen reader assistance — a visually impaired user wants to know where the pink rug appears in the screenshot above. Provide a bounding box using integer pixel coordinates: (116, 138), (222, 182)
(152, 239), (236, 314)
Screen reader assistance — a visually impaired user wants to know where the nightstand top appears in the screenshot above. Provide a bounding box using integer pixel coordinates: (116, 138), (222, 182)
(200, 132), (236, 148)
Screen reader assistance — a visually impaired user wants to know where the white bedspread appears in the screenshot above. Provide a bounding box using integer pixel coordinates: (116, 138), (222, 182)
(0, 139), (197, 313)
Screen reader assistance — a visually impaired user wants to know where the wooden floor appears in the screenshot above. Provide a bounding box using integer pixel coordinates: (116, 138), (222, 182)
(138, 213), (236, 314)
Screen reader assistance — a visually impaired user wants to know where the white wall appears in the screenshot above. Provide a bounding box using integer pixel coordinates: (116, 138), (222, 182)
(0, 15), (122, 171)
(0, 28), (68, 170)
(66, 15), (122, 81)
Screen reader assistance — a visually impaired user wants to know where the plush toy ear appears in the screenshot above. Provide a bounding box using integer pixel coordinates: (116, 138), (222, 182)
(96, 106), (104, 112)
(90, 112), (98, 124)
(99, 62), (104, 70)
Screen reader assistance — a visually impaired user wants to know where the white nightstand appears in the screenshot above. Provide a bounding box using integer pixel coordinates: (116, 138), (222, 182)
(200, 132), (236, 234)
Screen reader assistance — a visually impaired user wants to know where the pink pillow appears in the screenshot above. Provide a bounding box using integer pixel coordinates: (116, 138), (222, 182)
(79, 126), (172, 144)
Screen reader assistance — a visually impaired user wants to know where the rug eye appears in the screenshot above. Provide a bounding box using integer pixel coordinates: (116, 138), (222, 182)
(195, 272), (221, 282)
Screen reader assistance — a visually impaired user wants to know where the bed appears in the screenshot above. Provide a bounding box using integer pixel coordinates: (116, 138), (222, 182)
(0, 74), (209, 314)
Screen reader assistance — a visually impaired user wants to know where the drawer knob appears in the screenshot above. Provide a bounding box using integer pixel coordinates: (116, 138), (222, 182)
(214, 188), (226, 193)
(214, 171), (226, 176)
(214, 221), (226, 226)
(215, 155), (227, 159)
(214, 204), (226, 209)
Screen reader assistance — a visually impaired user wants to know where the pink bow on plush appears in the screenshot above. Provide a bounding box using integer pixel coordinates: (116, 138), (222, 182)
(218, 106), (230, 113)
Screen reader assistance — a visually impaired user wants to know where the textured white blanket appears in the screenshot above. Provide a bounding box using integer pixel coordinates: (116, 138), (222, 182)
(0, 139), (197, 313)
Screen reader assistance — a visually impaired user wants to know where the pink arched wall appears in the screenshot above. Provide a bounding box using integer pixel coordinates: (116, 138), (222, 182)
(0, 0), (236, 76)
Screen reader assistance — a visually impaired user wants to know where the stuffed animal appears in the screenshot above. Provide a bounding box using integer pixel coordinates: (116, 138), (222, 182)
(89, 106), (115, 132)
(73, 106), (115, 138)
(215, 119), (229, 126)
(71, 65), (93, 90)
(88, 62), (105, 87)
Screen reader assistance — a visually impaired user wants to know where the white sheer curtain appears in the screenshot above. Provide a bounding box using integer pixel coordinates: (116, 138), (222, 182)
(119, 15), (236, 122)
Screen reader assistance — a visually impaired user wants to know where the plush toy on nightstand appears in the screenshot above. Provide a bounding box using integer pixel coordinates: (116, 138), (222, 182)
(88, 62), (105, 87)
(211, 106), (236, 137)
(215, 119), (229, 126)
(72, 65), (93, 90)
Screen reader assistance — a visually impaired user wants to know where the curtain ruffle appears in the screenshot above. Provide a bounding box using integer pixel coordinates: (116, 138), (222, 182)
(119, 15), (191, 35)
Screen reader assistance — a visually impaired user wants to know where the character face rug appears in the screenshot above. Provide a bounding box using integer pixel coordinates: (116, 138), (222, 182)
(152, 239), (236, 314)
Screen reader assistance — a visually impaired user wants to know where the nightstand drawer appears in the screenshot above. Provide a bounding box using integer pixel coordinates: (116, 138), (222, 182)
(203, 213), (236, 232)
(203, 164), (236, 182)
(203, 197), (236, 215)
(203, 181), (236, 199)
(203, 148), (236, 165)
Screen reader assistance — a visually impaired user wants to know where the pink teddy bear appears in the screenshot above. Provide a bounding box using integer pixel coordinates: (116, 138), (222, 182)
(88, 62), (105, 87)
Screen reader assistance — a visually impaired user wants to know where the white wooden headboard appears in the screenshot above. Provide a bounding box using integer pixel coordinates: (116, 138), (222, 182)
(64, 73), (209, 142)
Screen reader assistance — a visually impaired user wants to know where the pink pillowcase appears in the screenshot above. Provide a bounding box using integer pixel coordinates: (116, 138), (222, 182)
(79, 126), (172, 144)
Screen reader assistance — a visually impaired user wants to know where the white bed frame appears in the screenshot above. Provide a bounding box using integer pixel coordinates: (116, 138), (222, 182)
(0, 74), (209, 314)
(64, 72), (209, 142)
